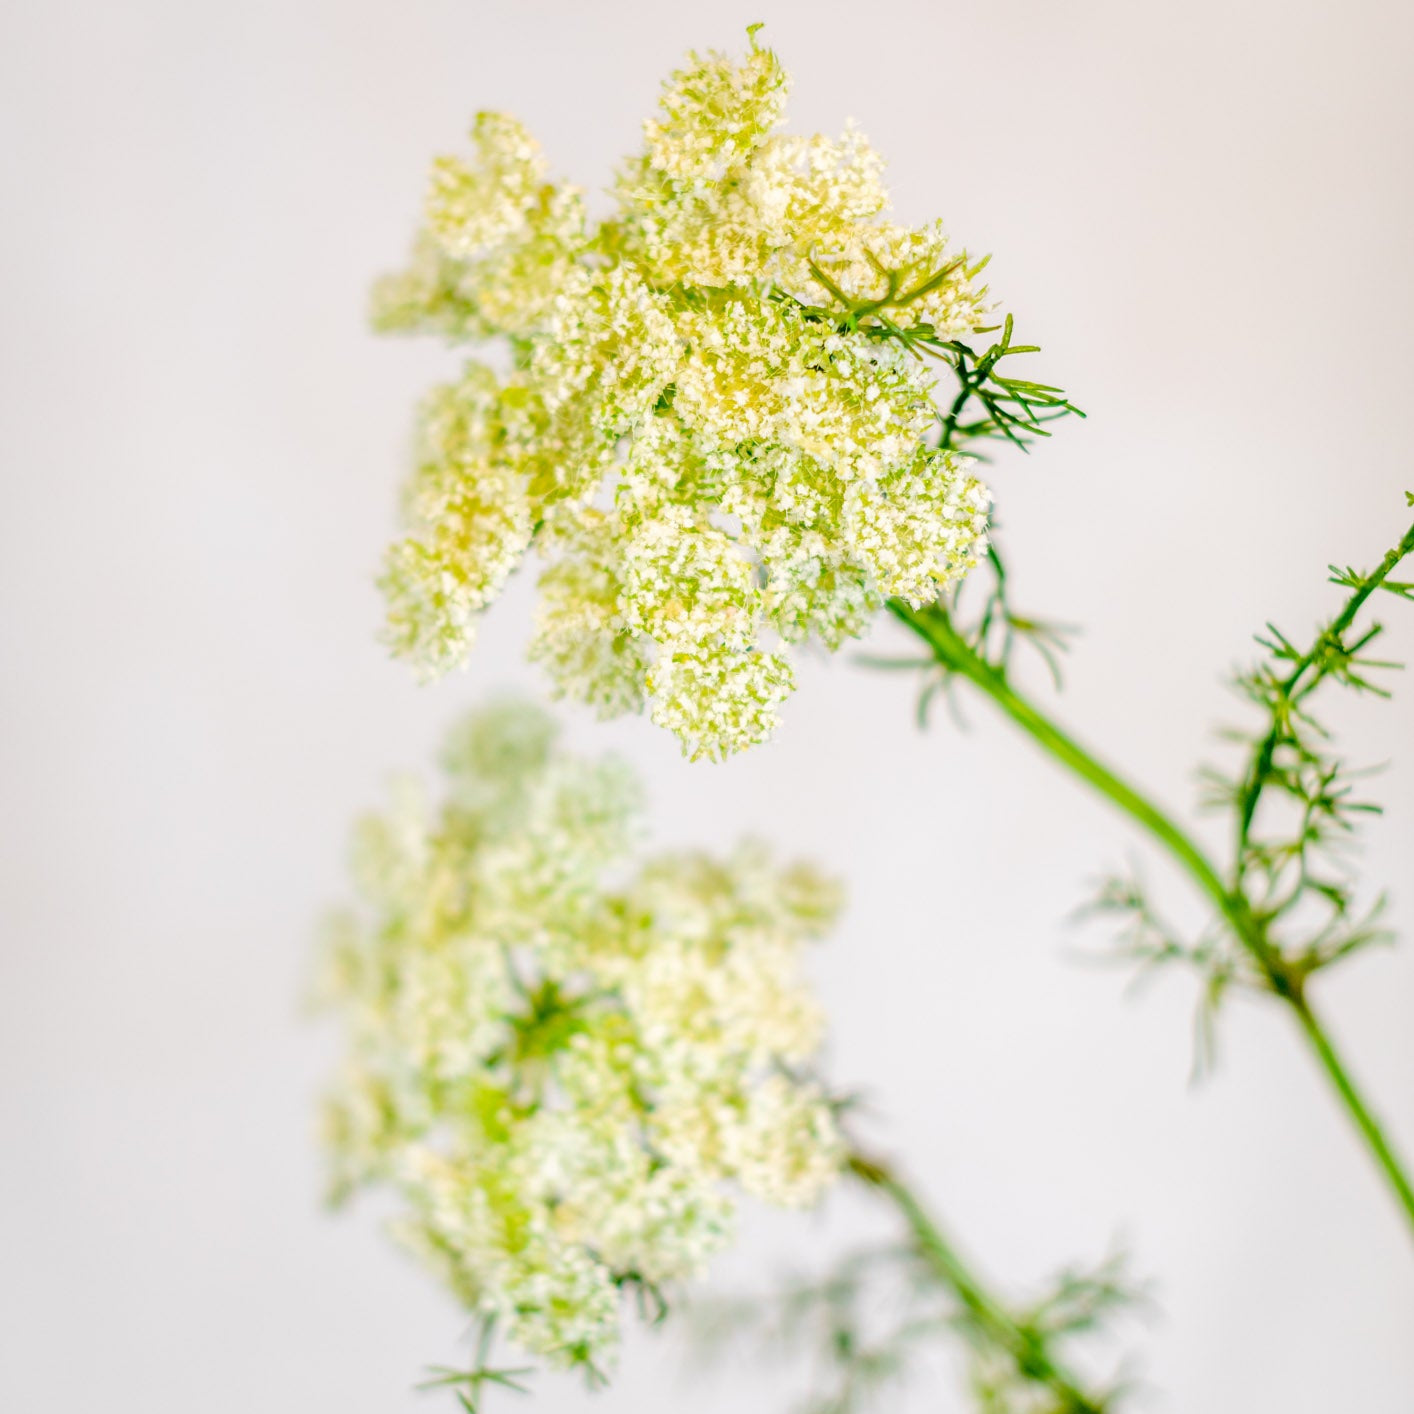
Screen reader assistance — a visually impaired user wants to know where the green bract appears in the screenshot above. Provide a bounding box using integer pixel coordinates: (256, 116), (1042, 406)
(374, 33), (993, 759)
(319, 702), (844, 1374)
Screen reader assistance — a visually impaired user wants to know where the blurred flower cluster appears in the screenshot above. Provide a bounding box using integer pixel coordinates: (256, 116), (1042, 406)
(318, 701), (844, 1373)
(374, 32), (992, 759)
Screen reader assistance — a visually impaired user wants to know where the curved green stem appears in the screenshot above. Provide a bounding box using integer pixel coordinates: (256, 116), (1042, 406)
(888, 598), (1414, 1240)
(848, 1152), (1108, 1414)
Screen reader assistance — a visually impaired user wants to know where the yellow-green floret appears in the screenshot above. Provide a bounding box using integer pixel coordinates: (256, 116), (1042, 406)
(318, 701), (845, 1372)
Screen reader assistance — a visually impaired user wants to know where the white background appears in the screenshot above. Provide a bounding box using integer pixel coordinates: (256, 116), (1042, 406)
(3, 1), (1413, 1410)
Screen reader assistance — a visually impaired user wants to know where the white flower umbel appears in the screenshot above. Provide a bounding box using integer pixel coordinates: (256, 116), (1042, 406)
(373, 30), (993, 760)
(318, 701), (845, 1376)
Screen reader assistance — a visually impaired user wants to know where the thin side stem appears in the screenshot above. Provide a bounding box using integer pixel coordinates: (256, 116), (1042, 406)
(848, 1152), (1107, 1414)
(888, 598), (1414, 1239)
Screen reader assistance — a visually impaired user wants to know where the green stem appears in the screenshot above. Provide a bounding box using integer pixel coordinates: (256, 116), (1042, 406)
(1290, 996), (1414, 1224)
(888, 598), (1414, 1240)
(848, 1153), (1108, 1414)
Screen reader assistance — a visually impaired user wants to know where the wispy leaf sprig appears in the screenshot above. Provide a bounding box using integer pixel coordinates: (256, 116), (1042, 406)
(1078, 869), (1236, 1078)
(693, 1208), (1139, 1414)
(693, 1244), (946, 1414)
(1199, 511), (1414, 1002)
(420, 1319), (536, 1414)
(928, 313), (1085, 456)
(956, 543), (1077, 687)
(863, 541), (1076, 730)
(963, 1252), (1141, 1414)
(783, 256), (1086, 456)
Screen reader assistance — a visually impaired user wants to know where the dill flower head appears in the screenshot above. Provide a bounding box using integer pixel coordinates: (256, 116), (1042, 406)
(319, 701), (845, 1374)
(373, 30), (993, 759)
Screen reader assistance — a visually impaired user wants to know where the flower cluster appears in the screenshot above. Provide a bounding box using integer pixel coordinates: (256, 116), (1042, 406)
(373, 32), (993, 758)
(319, 701), (845, 1373)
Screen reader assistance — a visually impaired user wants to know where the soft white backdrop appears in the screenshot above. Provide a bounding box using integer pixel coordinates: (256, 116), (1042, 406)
(3, 1), (1412, 1410)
